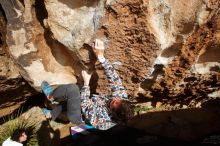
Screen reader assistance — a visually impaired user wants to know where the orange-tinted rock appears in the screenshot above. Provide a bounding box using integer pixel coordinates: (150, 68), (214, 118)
(0, 0), (220, 121)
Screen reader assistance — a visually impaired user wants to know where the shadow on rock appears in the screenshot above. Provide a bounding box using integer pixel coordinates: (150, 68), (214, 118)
(37, 120), (60, 146)
(51, 104), (220, 146)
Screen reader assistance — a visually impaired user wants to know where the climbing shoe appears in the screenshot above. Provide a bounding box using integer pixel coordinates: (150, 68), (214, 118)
(41, 81), (54, 97)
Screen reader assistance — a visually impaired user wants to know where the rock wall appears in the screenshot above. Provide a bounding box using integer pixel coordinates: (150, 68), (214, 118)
(0, 5), (37, 117)
(0, 0), (220, 116)
(44, 0), (105, 50)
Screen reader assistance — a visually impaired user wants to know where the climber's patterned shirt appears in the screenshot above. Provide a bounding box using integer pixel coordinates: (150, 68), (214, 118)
(80, 59), (128, 130)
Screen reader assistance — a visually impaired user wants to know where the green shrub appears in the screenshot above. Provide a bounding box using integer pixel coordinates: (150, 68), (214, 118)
(134, 105), (153, 114)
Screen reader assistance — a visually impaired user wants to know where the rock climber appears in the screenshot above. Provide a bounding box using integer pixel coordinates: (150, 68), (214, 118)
(41, 39), (133, 130)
